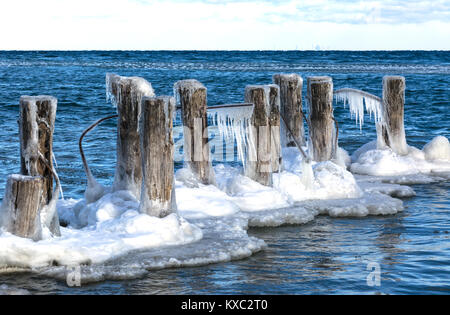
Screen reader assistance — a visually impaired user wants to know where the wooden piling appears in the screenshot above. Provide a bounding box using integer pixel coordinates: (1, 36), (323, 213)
(273, 74), (305, 147)
(107, 74), (155, 199)
(1, 175), (44, 241)
(19, 95), (60, 236)
(268, 84), (281, 173)
(244, 85), (273, 186)
(379, 76), (408, 155)
(174, 80), (214, 185)
(139, 96), (177, 218)
(307, 76), (334, 162)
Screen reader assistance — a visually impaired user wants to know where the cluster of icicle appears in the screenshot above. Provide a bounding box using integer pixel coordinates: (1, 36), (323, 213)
(335, 88), (383, 130)
(208, 105), (254, 168)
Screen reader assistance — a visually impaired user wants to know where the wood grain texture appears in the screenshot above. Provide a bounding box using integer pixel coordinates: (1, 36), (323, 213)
(109, 75), (154, 199)
(273, 74), (305, 147)
(1, 175), (44, 241)
(382, 76), (408, 155)
(307, 77), (334, 162)
(175, 80), (215, 185)
(245, 85), (273, 186)
(139, 96), (177, 218)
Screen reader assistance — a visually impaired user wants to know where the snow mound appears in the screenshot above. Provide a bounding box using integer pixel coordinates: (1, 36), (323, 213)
(351, 136), (450, 176)
(0, 192), (202, 269)
(423, 136), (450, 161)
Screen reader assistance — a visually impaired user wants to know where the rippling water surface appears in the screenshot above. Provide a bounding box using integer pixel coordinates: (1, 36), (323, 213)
(0, 51), (448, 294)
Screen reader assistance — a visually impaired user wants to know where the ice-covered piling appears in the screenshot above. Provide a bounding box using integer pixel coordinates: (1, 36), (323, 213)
(378, 76), (408, 155)
(273, 74), (305, 147)
(0, 175), (44, 241)
(139, 96), (177, 218)
(19, 95), (60, 236)
(174, 79), (215, 185)
(106, 74), (155, 199)
(244, 85), (281, 186)
(307, 77), (335, 162)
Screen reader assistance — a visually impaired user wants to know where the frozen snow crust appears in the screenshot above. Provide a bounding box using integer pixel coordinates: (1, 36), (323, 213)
(351, 137), (450, 177)
(0, 138), (435, 284)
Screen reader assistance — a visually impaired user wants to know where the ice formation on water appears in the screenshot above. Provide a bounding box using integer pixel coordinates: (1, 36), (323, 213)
(351, 136), (450, 177)
(207, 105), (254, 167)
(0, 191), (203, 269)
(2, 119), (427, 283)
(335, 88), (383, 130)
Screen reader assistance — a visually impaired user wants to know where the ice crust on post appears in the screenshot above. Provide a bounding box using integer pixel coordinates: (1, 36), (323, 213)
(19, 95), (61, 237)
(105, 73), (155, 200)
(174, 79), (215, 185)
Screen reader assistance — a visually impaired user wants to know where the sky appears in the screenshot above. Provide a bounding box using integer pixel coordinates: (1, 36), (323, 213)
(0, 0), (449, 50)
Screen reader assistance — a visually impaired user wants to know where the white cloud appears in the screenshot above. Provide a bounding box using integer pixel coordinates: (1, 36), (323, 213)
(0, 0), (448, 50)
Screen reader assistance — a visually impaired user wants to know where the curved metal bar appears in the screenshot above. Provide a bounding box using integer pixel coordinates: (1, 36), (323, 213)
(176, 103), (254, 111)
(280, 114), (310, 163)
(79, 115), (118, 180)
(38, 151), (63, 200)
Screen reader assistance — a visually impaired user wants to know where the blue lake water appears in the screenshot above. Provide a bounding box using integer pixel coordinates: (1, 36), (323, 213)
(0, 51), (449, 294)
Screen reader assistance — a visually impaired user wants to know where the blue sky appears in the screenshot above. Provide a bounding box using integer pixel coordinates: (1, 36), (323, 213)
(0, 0), (449, 50)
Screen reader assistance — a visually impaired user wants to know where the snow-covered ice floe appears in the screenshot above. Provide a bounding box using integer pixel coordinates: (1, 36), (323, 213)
(351, 136), (450, 180)
(0, 145), (422, 282)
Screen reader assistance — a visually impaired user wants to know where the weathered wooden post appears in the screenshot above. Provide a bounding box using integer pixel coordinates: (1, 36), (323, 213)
(307, 76), (335, 162)
(174, 79), (215, 185)
(19, 95), (60, 236)
(0, 175), (44, 241)
(244, 85), (273, 186)
(378, 76), (408, 155)
(273, 74), (305, 147)
(106, 74), (155, 199)
(139, 96), (177, 218)
(268, 84), (281, 173)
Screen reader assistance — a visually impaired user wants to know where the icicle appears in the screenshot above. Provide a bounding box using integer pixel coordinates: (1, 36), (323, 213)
(301, 159), (314, 189)
(105, 73), (118, 106)
(207, 105), (253, 169)
(335, 88), (382, 130)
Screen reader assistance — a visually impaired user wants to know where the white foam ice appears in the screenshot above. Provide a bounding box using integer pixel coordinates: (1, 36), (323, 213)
(38, 214), (265, 284)
(423, 136), (450, 161)
(0, 191), (203, 269)
(351, 136), (450, 177)
(301, 191), (403, 217)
